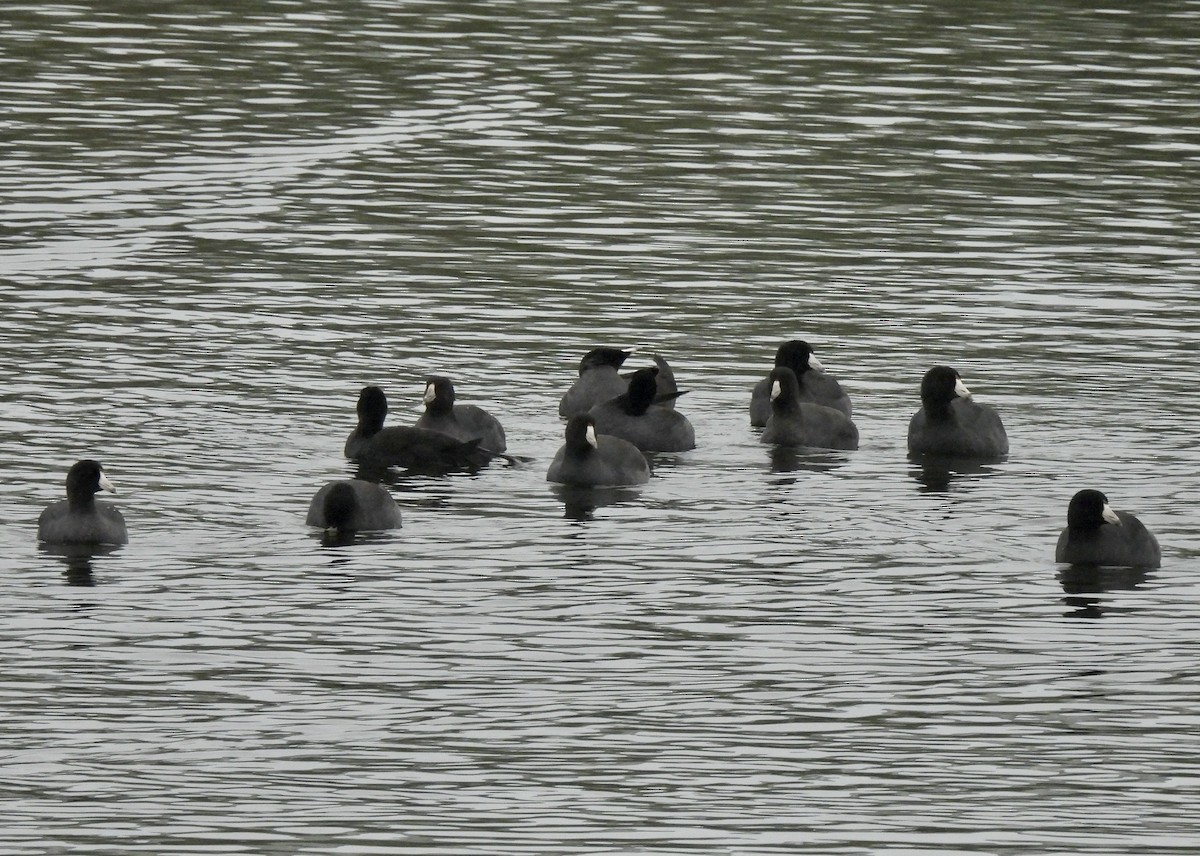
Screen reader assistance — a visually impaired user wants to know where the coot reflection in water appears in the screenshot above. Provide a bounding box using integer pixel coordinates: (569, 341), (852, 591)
(39, 542), (123, 587)
(313, 527), (410, 550)
(1059, 564), (1152, 620)
(552, 484), (645, 522)
(768, 445), (851, 476)
(908, 456), (1006, 493)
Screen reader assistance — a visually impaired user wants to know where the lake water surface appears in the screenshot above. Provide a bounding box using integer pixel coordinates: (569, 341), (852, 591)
(2, 2), (1199, 853)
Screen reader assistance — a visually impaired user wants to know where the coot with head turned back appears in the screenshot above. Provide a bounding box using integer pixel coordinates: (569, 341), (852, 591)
(589, 367), (695, 452)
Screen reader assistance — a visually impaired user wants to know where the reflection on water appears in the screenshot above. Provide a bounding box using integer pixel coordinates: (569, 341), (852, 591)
(1059, 563), (1152, 620)
(552, 483), (644, 522)
(907, 455), (1007, 493)
(38, 543), (124, 587)
(2, 1), (1199, 853)
(312, 528), (403, 550)
(767, 445), (851, 476)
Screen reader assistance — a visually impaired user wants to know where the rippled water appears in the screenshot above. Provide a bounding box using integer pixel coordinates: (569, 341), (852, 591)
(2, 2), (1199, 853)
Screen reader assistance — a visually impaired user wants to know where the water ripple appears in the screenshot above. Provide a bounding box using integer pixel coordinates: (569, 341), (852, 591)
(2, 1), (1199, 854)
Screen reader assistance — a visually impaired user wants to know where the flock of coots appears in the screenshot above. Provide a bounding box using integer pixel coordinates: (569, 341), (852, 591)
(37, 341), (1161, 569)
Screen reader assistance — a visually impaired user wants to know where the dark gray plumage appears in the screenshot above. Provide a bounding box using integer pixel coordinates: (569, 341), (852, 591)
(1055, 489), (1161, 567)
(627, 354), (680, 410)
(306, 479), (403, 532)
(559, 347), (636, 419)
(751, 340), (851, 426)
(589, 367), (695, 452)
(760, 367), (859, 450)
(37, 459), (128, 545)
(559, 348), (680, 418)
(415, 375), (506, 452)
(345, 385), (491, 471)
(907, 366), (1008, 459)
(547, 414), (651, 487)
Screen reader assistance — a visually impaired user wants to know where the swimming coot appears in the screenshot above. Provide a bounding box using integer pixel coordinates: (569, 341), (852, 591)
(1055, 489), (1161, 567)
(750, 339), (852, 426)
(547, 414), (651, 487)
(627, 353), (681, 409)
(589, 367), (696, 452)
(559, 346), (636, 418)
(759, 367), (859, 450)
(907, 366), (1008, 459)
(306, 479), (403, 532)
(345, 385), (491, 471)
(37, 459), (128, 545)
(415, 375), (507, 452)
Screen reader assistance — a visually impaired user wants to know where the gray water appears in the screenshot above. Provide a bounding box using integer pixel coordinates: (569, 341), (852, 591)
(2, 2), (1199, 853)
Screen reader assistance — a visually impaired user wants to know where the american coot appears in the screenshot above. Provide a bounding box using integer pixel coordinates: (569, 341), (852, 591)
(547, 414), (651, 487)
(1056, 489), (1161, 568)
(589, 367), (696, 452)
(750, 339), (852, 426)
(345, 385), (491, 471)
(415, 375), (507, 452)
(760, 367), (859, 450)
(907, 366), (1008, 459)
(306, 479), (403, 532)
(626, 353), (681, 410)
(37, 459), (128, 545)
(559, 346), (635, 418)
(558, 348), (682, 418)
